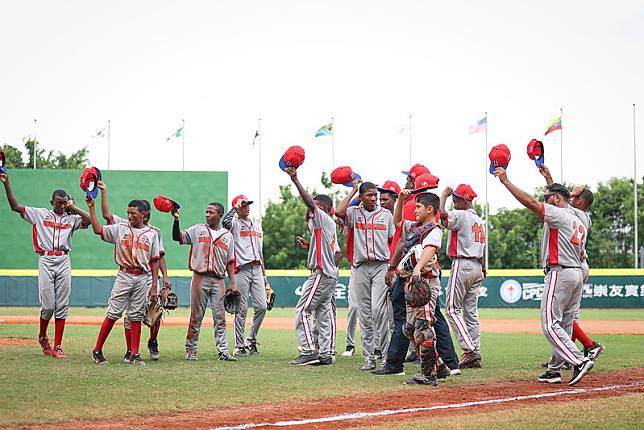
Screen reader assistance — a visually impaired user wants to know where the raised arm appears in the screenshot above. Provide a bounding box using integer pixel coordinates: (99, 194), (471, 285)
(66, 198), (91, 226)
(439, 186), (453, 223)
(494, 168), (541, 216)
(538, 165), (554, 186)
(285, 167), (316, 211)
(85, 197), (103, 235)
(97, 180), (113, 222)
(393, 189), (410, 227)
(222, 207), (236, 230)
(172, 209), (181, 242)
(0, 173), (26, 214)
(335, 180), (360, 219)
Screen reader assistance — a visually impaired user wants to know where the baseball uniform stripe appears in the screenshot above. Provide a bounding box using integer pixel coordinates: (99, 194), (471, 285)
(301, 273), (322, 351)
(544, 271), (582, 365)
(548, 228), (559, 266)
(330, 296), (337, 353)
(447, 260), (476, 351)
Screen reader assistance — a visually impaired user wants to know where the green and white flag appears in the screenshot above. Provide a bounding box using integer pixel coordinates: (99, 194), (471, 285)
(166, 127), (183, 142)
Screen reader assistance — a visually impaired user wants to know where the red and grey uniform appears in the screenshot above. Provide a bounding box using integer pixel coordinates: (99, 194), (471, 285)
(441, 208), (485, 355)
(571, 208), (592, 323)
(539, 203), (589, 372)
(22, 207), (87, 320)
(100, 222), (161, 322)
(337, 217), (358, 351)
(401, 219), (442, 377)
(178, 224), (235, 355)
(295, 206), (338, 359)
(345, 204), (395, 364)
(222, 209), (268, 350)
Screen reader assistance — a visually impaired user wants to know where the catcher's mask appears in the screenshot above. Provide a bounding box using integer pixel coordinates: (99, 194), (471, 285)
(397, 244), (436, 278)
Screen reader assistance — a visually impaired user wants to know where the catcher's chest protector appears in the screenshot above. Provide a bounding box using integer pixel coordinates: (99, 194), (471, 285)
(403, 222), (438, 255)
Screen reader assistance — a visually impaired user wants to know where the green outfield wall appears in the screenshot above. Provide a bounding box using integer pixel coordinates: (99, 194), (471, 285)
(0, 169), (227, 269)
(1, 269), (643, 309)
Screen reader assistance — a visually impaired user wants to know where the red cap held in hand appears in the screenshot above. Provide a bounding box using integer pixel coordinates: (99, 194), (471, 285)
(279, 146), (306, 171)
(489, 144), (511, 174)
(331, 166), (362, 187)
(527, 139), (545, 168)
(154, 195), (181, 213)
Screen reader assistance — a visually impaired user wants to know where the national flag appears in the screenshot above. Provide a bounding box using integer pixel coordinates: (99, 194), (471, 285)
(469, 117), (487, 135)
(166, 127), (183, 142)
(544, 116), (562, 136)
(396, 125), (410, 135)
(315, 122), (333, 137)
(252, 130), (260, 146)
(93, 126), (107, 139)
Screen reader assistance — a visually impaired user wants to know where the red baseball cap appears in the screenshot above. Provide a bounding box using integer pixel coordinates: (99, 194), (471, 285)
(0, 150), (6, 173)
(279, 146), (305, 171)
(154, 195), (181, 213)
(331, 166), (362, 187)
(489, 144), (511, 174)
(377, 180), (401, 196)
(527, 139), (544, 168)
(79, 166), (102, 200)
(401, 163), (430, 179)
(453, 184), (477, 201)
(231, 194), (253, 207)
(411, 173), (440, 194)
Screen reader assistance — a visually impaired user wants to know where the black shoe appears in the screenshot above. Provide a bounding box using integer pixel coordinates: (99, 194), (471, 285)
(311, 356), (333, 366)
(404, 373), (439, 386)
(371, 366), (405, 376)
(436, 363), (451, 379)
(148, 339), (160, 361)
(93, 350), (108, 365)
(234, 346), (249, 357)
(374, 349), (382, 360)
(569, 360), (594, 386)
(247, 343), (259, 355)
(218, 352), (238, 362)
(538, 370), (562, 384)
(405, 350), (419, 363)
(129, 353), (145, 366)
(289, 354), (320, 366)
(123, 349), (131, 363)
(584, 342), (605, 361)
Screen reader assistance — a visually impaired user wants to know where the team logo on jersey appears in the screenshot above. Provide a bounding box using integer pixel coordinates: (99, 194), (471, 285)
(500, 279), (522, 304)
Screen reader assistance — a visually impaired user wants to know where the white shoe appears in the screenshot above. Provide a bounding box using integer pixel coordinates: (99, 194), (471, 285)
(450, 368), (461, 376)
(342, 346), (355, 357)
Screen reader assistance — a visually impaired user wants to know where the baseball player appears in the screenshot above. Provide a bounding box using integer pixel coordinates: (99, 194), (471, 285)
(171, 202), (237, 361)
(97, 180), (171, 362)
(1, 172), (89, 358)
(284, 166), (338, 366)
(494, 167), (594, 385)
(222, 195), (273, 357)
(539, 166), (604, 360)
(336, 181), (395, 371)
(439, 184), (485, 368)
(87, 198), (161, 365)
(334, 215), (358, 357)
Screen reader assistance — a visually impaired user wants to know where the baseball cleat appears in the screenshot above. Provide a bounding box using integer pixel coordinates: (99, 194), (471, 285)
(234, 346), (249, 357)
(450, 368), (461, 376)
(436, 363), (451, 379)
(148, 339), (160, 361)
(123, 350), (132, 363)
(568, 360), (594, 386)
(405, 350), (419, 363)
(218, 352), (238, 362)
(51, 346), (66, 359)
(185, 350), (198, 361)
(247, 343), (260, 355)
(92, 350), (108, 365)
(374, 349), (382, 360)
(341, 346), (355, 357)
(39, 337), (53, 356)
(371, 366), (406, 376)
(538, 371), (562, 384)
(311, 356), (333, 366)
(459, 352), (482, 367)
(360, 359), (377, 371)
(404, 373), (439, 386)
(289, 354), (320, 366)
(129, 353), (145, 366)
(584, 342), (605, 361)
(460, 358), (481, 368)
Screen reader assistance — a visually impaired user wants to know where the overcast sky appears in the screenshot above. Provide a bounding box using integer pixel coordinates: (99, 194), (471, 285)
(1, 1), (643, 218)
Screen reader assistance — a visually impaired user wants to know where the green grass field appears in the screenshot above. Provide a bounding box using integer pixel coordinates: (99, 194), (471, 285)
(0, 308), (642, 427)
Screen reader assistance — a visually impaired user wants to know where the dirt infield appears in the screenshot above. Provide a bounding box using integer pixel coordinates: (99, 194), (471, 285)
(1, 314), (643, 335)
(24, 367), (644, 430)
(0, 336), (37, 346)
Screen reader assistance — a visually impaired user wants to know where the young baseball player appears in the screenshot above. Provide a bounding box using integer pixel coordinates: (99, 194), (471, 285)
(439, 184), (485, 368)
(539, 166), (604, 360)
(395, 190), (443, 386)
(335, 215), (358, 357)
(87, 198), (161, 365)
(222, 195), (273, 357)
(97, 181), (172, 362)
(336, 181), (395, 371)
(494, 167), (594, 385)
(1, 172), (89, 358)
(284, 166), (338, 366)
(171, 202), (237, 361)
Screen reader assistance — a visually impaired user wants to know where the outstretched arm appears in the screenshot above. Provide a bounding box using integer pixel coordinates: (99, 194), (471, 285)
(393, 189), (410, 227)
(335, 180), (360, 219)
(439, 186), (453, 223)
(494, 168), (541, 216)
(285, 167), (316, 211)
(0, 173), (25, 214)
(85, 198), (103, 235)
(97, 180), (113, 222)
(222, 207), (236, 230)
(539, 165), (554, 186)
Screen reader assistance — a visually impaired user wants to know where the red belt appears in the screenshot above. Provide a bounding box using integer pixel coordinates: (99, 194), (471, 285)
(38, 250), (68, 256)
(120, 267), (145, 275)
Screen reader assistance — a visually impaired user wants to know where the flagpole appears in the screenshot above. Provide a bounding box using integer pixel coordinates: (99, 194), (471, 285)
(409, 114), (412, 166)
(33, 119), (37, 170)
(257, 118), (262, 217)
(484, 112), (489, 272)
(182, 119), (185, 172)
(107, 120), (111, 170)
(560, 107), (563, 182)
(634, 103), (639, 268)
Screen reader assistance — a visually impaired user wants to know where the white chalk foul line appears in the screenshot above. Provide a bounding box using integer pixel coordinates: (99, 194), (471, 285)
(211, 381), (644, 430)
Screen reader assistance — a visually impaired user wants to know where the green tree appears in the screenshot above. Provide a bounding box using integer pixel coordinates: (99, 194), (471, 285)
(487, 207), (541, 269)
(23, 139), (89, 169)
(1, 145), (25, 168)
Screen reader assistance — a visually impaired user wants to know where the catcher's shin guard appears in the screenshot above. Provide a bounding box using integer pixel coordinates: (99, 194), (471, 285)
(403, 322), (415, 342)
(419, 340), (437, 377)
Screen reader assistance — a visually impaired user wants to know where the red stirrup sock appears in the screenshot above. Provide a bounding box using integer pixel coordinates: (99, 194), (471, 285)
(93, 317), (116, 352)
(572, 321), (594, 348)
(130, 321), (142, 356)
(39, 318), (50, 338)
(54, 319), (66, 347)
(124, 327), (132, 351)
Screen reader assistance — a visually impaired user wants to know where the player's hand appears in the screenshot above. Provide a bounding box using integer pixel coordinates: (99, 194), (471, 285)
(162, 277), (172, 289)
(442, 186), (453, 197)
(482, 268), (487, 278)
(385, 268), (395, 288)
(171, 208), (180, 220)
(351, 179), (361, 192)
(571, 185), (584, 198)
(149, 286), (158, 302)
(285, 167), (297, 180)
(493, 167), (508, 184)
(399, 189), (412, 202)
(0, 173), (8, 183)
(412, 267), (421, 278)
(97, 180), (106, 191)
(296, 236), (310, 249)
(85, 197), (95, 208)
(228, 282), (237, 293)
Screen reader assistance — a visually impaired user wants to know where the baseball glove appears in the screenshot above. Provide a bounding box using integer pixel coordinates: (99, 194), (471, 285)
(224, 290), (241, 314)
(404, 275), (432, 308)
(144, 299), (164, 327)
(266, 289), (276, 311)
(159, 287), (178, 310)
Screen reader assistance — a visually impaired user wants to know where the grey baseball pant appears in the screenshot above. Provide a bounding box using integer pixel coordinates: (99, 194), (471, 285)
(313, 294), (337, 355)
(295, 270), (336, 359)
(445, 258), (484, 354)
(345, 272), (358, 349)
(38, 255), (72, 320)
(106, 271), (150, 322)
(574, 260), (590, 322)
(542, 266), (585, 371)
(350, 261), (390, 362)
(124, 275), (155, 330)
(185, 272), (229, 354)
(234, 264), (267, 349)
